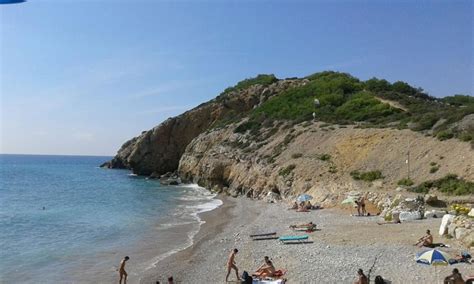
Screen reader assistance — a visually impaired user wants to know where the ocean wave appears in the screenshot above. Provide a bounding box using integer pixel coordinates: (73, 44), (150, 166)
(142, 188), (222, 272)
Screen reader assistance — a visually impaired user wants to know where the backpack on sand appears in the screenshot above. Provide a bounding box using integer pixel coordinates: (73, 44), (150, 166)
(374, 275), (385, 284)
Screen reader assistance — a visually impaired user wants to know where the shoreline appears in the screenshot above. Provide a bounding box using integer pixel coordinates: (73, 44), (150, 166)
(140, 196), (472, 284)
(140, 194), (245, 283)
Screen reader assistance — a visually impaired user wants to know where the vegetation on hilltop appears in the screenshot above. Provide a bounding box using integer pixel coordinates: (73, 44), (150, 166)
(225, 71), (473, 143)
(220, 74), (278, 96)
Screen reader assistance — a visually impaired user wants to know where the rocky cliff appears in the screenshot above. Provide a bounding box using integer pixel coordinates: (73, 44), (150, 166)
(179, 120), (473, 203)
(103, 78), (306, 175)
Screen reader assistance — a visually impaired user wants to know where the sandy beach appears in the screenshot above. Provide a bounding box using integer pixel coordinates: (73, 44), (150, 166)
(140, 196), (473, 284)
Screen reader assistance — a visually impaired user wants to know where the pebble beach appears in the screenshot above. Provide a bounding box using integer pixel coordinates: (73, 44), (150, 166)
(140, 196), (473, 284)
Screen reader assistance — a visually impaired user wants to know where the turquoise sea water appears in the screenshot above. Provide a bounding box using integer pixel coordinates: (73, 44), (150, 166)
(0, 154), (221, 283)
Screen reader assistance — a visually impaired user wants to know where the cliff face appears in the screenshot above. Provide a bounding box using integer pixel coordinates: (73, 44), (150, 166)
(104, 79), (306, 175)
(178, 121), (473, 204)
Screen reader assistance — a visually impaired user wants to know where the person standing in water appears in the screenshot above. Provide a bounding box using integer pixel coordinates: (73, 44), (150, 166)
(225, 248), (240, 282)
(118, 256), (129, 284)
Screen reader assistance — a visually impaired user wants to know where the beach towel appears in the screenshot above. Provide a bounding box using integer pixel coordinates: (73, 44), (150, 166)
(250, 232), (277, 237)
(279, 235), (308, 241)
(252, 279), (285, 284)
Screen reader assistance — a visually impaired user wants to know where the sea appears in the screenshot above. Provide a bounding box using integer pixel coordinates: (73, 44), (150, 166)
(0, 154), (222, 283)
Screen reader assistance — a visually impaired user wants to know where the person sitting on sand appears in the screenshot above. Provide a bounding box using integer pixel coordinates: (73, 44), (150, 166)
(290, 222), (317, 231)
(354, 269), (369, 284)
(297, 202), (309, 212)
(253, 256), (276, 279)
(225, 248), (240, 282)
(304, 201), (313, 210)
(118, 256), (129, 284)
(415, 230), (434, 247)
(444, 268), (465, 284)
(288, 201), (298, 210)
(167, 276), (174, 284)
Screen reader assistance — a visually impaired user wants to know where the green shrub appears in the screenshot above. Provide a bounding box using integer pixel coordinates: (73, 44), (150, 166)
(221, 74), (278, 95)
(291, 153), (303, 159)
(328, 165), (338, 173)
(279, 164), (296, 177)
(430, 166), (439, 173)
(335, 92), (400, 121)
(317, 154), (331, 161)
(234, 121), (260, 133)
(350, 170), (383, 181)
(430, 162), (437, 166)
(458, 131), (473, 142)
(436, 130), (454, 141)
(410, 174), (474, 195)
(397, 178), (414, 186)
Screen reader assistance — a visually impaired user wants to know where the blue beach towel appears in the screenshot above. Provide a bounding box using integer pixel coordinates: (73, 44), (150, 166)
(279, 235), (308, 241)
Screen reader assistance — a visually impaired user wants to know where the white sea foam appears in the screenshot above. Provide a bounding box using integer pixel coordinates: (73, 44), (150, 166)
(142, 184), (222, 271)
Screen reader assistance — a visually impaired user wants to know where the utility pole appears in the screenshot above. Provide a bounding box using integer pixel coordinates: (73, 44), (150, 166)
(406, 137), (410, 180)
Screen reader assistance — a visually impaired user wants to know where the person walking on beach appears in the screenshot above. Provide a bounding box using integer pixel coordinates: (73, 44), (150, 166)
(354, 269), (368, 284)
(225, 248), (240, 282)
(118, 256), (129, 284)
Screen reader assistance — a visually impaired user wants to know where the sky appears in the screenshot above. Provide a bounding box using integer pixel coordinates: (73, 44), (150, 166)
(0, 0), (472, 156)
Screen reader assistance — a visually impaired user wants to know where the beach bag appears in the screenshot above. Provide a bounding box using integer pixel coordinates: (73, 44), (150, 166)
(241, 271), (252, 284)
(374, 275), (385, 284)
(461, 252), (471, 259)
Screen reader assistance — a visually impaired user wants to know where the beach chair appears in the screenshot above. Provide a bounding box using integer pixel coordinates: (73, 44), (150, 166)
(250, 232), (279, 241)
(279, 235), (312, 244)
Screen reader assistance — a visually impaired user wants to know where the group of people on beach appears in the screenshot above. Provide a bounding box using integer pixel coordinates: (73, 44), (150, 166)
(288, 200), (319, 212)
(226, 249), (277, 282)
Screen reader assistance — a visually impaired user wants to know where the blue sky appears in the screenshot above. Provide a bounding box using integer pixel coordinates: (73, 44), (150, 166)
(1, 0), (472, 155)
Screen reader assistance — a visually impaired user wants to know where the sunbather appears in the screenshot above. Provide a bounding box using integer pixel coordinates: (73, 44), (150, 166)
(253, 256), (276, 279)
(290, 222), (317, 231)
(415, 229), (433, 247)
(297, 202), (309, 212)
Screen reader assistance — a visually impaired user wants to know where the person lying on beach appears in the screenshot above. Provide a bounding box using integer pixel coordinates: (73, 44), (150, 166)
(354, 269), (369, 284)
(288, 201), (298, 210)
(415, 230), (433, 247)
(167, 276), (174, 284)
(225, 248), (240, 282)
(290, 222), (317, 231)
(253, 256), (276, 279)
(376, 219), (401, 225)
(444, 268), (465, 284)
(118, 256), (129, 284)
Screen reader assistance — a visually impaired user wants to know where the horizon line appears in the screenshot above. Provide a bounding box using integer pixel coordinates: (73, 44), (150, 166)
(0, 153), (114, 157)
